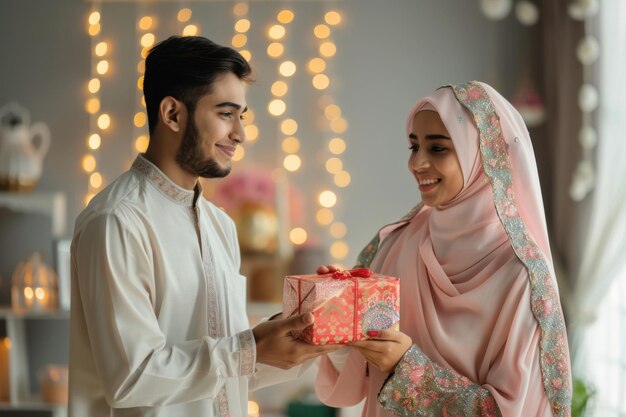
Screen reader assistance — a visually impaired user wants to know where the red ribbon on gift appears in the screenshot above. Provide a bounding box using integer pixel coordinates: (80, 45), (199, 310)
(331, 268), (372, 280)
(331, 268), (372, 341)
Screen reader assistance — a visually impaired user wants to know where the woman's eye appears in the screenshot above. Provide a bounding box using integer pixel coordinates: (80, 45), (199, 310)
(220, 112), (233, 118)
(409, 145), (418, 152)
(431, 146), (446, 153)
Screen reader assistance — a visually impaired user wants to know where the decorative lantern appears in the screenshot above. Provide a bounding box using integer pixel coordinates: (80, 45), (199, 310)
(11, 253), (58, 313)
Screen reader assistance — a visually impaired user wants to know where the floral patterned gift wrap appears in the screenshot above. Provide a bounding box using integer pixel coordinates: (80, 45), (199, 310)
(282, 268), (400, 345)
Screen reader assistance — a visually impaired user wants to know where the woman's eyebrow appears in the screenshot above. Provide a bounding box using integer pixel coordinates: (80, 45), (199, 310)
(409, 133), (451, 140)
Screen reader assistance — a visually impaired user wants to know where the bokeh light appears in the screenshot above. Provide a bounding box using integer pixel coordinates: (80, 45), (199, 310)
(244, 124), (259, 141)
(312, 74), (330, 90)
(325, 157), (343, 174)
(316, 208), (334, 225)
(330, 240), (349, 259)
(268, 99), (287, 116)
(314, 24), (331, 39)
(95, 41), (108, 57)
(267, 42), (284, 58)
(232, 146), (245, 161)
(319, 190), (337, 208)
(268, 24), (286, 40)
(334, 171), (351, 187)
(177, 8), (192, 22)
(88, 78), (100, 93)
(281, 137), (300, 154)
(235, 19), (251, 33)
(97, 114), (111, 130)
(277, 10), (295, 24)
(135, 135), (149, 152)
(87, 134), (101, 150)
(330, 222), (347, 239)
(325, 11), (342, 26)
(82, 154), (96, 172)
(139, 16), (153, 31)
(329, 137), (346, 154)
(308, 58), (326, 74)
(283, 154), (301, 171)
(279, 61), (296, 77)
(271, 81), (288, 97)
(280, 119), (298, 135)
(320, 41), (337, 58)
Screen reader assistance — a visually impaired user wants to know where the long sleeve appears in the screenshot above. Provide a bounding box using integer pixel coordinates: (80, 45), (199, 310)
(378, 345), (501, 417)
(315, 348), (369, 407)
(248, 360), (316, 392)
(73, 211), (256, 408)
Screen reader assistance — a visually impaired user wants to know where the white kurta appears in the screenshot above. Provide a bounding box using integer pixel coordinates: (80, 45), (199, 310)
(69, 155), (290, 417)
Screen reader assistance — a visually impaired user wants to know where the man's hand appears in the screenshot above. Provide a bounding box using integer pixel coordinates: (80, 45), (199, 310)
(252, 312), (341, 369)
(348, 329), (412, 373)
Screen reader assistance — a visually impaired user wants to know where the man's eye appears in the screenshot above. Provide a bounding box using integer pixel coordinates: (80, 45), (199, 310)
(220, 112), (233, 118)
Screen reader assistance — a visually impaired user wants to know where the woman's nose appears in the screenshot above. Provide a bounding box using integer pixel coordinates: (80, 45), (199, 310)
(410, 150), (429, 171)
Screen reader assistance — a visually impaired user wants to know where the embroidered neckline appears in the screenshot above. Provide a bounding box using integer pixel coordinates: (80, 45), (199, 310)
(132, 154), (198, 206)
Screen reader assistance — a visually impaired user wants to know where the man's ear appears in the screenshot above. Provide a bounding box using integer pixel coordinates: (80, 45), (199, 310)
(159, 97), (185, 133)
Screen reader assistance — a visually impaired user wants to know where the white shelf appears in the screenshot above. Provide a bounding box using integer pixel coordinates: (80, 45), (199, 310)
(0, 400), (67, 417)
(0, 307), (69, 320)
(0, 191), (66, 237)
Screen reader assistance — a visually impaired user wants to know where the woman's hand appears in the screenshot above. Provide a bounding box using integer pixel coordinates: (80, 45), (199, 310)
(316, 265), (339, 275)
(349, 329), (413, 373)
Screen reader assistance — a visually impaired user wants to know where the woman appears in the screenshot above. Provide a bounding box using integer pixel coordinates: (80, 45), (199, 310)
(315, 81), (571, 416)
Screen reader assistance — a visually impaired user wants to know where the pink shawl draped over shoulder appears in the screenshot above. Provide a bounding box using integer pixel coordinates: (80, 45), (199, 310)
(315, 82), (571, 417)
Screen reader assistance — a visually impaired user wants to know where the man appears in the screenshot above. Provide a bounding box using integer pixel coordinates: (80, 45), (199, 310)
(69, 36), (337, 417)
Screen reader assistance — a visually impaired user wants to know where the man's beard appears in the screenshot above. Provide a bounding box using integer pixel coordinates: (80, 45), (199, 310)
(175, 112), (232, 179)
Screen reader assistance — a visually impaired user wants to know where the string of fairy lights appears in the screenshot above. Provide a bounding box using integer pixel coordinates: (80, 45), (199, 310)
(231, 2), (256, 163)
(262, 8), (306, 251)
(308, 10), (351, 265)
(568, 0), (600, 202)
(82, 3), (350, 263)
(84, 6), (110, 206)
(132, 8), (154, 157)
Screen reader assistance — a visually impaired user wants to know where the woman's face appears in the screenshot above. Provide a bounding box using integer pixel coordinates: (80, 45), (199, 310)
(408, 110), (464, 207)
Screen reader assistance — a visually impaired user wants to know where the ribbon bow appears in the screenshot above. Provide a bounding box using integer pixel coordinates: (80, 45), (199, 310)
(331, 268), (372, 280)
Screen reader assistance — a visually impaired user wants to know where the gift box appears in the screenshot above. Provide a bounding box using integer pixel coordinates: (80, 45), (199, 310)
(282, 268), (400, 345)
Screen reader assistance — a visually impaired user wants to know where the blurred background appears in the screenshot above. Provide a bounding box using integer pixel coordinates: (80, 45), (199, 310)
(0, 0), (624, 416)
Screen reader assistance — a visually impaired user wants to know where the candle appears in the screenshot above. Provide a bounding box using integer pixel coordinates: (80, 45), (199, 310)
(39, 365), (68, 405)
(0, 337), (10, 402)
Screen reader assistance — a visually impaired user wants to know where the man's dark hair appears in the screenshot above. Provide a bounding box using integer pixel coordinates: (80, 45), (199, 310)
(144, 36), (253, 134)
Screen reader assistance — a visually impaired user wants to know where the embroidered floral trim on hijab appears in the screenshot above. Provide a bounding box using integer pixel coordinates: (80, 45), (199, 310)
(132, 154), (196, 206)
(450, 81), (571, 417)
(378, 345), (501, 417)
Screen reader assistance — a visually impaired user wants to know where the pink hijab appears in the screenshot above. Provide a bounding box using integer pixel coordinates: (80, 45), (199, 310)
(316, 82), (571, 417)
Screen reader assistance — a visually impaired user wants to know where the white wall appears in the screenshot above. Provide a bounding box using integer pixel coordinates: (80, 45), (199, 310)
(0, 0), (525, 267)
(0, 0), (530, 409)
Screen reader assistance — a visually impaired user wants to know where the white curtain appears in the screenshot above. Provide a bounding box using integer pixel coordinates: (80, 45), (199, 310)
(569, 0), (626, 374)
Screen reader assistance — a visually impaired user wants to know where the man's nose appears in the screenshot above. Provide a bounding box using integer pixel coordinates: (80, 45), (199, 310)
(230, 119), (245, 144)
